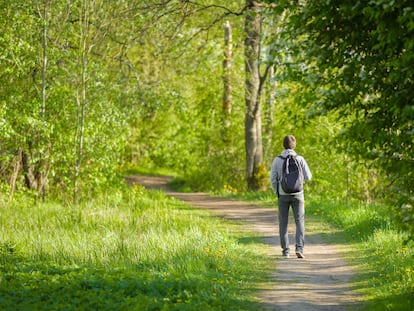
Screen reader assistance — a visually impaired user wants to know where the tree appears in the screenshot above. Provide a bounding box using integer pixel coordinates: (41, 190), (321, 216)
(0, 0), (51, 198)
(287, 0), (414, 235)
(222, 20), (233, 138)
(0, 0), (133, 200)
(244, 0), (265, 190)
(244, 0), (279, 191)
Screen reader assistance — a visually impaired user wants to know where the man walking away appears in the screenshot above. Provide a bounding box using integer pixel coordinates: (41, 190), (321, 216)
(270, 135), (312, 258)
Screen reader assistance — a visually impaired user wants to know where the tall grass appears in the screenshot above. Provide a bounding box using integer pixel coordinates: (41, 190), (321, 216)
(0, 185), (270, 310)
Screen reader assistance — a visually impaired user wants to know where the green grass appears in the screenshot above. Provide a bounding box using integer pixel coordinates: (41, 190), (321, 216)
(121, 165), (176, 179)
(306, 196), (414, 311)
(0, 185), (271, 310)
(3, 180), (412, 311)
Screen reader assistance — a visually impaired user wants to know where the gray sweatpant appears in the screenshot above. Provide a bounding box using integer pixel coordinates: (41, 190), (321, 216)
(278, 193), (305, 255)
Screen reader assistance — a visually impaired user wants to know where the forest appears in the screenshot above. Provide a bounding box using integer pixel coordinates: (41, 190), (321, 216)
(0, 0), (413, 309)
(1, 0), (412, 235)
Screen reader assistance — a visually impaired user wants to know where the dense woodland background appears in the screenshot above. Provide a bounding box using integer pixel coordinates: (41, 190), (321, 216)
(0, 1), (412, 236)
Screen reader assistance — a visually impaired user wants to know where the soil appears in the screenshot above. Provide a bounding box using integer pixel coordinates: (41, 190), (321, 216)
(126, 175), (363, 311)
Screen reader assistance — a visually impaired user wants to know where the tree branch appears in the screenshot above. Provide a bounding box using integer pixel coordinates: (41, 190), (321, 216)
(185, 1), (248, 16)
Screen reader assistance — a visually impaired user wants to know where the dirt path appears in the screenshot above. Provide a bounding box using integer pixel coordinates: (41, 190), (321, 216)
(126, 175), (362, 311)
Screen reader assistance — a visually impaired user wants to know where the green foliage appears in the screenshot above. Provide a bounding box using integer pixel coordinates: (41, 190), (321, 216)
(264, 83), (387, 203)
(0, 186), (269, 310)
(2, 0), (412, 245)
(251, 163), (269, 191)
(284, 0), (414, 237)
(0, 0), (135, 199)
(125, 14), (247, 192)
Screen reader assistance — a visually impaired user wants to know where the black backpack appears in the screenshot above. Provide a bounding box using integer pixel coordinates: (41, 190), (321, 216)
(278, 155), (304, 194)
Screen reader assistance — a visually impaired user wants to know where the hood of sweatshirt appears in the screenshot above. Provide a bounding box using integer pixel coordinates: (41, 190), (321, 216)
(280, 149), (297, 157)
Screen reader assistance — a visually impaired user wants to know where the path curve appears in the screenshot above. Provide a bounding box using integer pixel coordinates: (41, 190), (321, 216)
(126, 175), (362, 311)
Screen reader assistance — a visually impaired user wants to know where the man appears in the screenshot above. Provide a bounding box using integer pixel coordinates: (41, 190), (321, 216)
(270, 135), (312, 258)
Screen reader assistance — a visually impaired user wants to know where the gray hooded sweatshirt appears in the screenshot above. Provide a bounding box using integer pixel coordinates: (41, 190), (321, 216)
(270, 149), (312, 196)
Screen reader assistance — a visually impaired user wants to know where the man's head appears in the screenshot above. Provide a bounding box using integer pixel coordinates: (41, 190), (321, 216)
(283, 135), (296, 150)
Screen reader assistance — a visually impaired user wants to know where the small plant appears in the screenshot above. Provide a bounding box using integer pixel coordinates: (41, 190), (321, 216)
(253, 163), (269, 191)
(223, 184), (238, 194)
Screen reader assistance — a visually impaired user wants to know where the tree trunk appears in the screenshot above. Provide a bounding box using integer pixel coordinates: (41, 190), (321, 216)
(73, 0), (89, 204)
(22, 149), (38, 190)
(244, 1), (266, 191)
(39, 0), (50, 199)
(9, 149), (22, 200)
(41, 0), (48, 124)
(222, 20), (232, 136)
(264, 65), (276, 164)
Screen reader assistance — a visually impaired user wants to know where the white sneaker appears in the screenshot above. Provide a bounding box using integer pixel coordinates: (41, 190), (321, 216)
(295, 251), (305, 258)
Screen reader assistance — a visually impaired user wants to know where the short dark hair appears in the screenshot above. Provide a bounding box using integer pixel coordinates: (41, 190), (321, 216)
(283, 135), (296, 149)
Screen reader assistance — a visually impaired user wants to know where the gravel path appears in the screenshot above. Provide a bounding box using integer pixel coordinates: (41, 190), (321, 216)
(126, 175), (362, 310)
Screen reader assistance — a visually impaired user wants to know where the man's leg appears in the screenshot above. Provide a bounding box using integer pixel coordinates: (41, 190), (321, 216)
(278, 195), (290, 255)
(292, 194), (305, 256)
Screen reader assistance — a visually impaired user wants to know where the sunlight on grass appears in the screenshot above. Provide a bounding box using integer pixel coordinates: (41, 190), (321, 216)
(307, 196), (414, 311)
(0, 186), (270, 310)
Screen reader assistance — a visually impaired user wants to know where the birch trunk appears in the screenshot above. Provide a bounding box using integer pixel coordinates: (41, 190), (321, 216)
(73, 0), (89, 204)
(222, 20), (232, 134)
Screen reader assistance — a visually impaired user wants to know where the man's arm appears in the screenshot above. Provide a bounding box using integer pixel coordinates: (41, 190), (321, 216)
(270, 158), (279, 193)
(301, 157), (312, 181)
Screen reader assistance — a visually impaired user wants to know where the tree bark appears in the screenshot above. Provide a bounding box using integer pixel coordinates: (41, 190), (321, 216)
(264, 65), (275, 164)
(22, 149), (38, 190)
(41, 0), (48, 124)
(9, 149), (22, 200)
(39, 0), (50, 199)
(244, 0), (266, 191)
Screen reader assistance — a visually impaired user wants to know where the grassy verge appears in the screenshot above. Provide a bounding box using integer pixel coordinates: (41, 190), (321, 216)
(0, 185), (271, 310)
(222, 190), (414, 311)
(306, 196), (414, 311)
